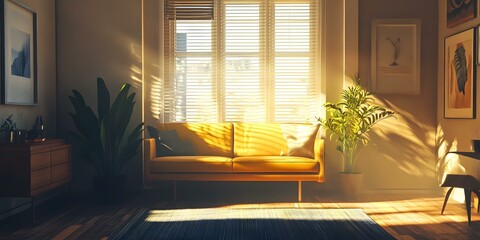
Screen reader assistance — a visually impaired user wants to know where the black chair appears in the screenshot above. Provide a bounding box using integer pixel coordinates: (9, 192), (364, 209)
(440, 174), (480, 225)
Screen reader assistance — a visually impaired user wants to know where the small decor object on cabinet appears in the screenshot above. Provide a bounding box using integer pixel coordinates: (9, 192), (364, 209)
(444, 28), (476, 119)
(447, 0), (477, 28)
(28, 115), (45, 142)
(1, 0), (37, 105)
(0, 114), (16, 144)
(371, 19), (421, 95)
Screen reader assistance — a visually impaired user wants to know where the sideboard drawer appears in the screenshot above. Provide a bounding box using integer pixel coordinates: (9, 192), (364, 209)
(31, 152), (51, 170)
(51, 148), (69, 165)
(31, 168), (51, 190)
(0, 139), (70, 198)
(51, 163), (69, 183)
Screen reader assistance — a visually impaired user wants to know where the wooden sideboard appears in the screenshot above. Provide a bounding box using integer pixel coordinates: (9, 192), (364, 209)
(0, 139), (71, 197)
(0, 139), (71, 224)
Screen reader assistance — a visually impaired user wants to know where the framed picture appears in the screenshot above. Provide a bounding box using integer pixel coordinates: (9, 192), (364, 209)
(477, 24), (480, 64)
(444, 28), (476, 119)
(1, 0), (37, 105)
(371, 19), (421, 95)
(447, 0), (477, 28)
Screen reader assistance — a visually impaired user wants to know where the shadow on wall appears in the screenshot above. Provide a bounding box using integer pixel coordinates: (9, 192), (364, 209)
(356, 97), (438, 190)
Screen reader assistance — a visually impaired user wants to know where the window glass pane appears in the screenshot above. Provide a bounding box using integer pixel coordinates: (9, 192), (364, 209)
(225, 4), (260, 52)
(274, 57), (311, 122)
(173, 20), (216, 122)
(274, 3), (315, 123)
(176, 21), (212, 52)
(225, 4), (264, 122)
(175, 56), (217, 122)
(165, 1), (320, 123)
(225, 57), (264, 122)
(275, 4), (310, 52)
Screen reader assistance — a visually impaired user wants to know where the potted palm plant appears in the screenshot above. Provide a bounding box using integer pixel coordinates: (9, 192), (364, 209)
(69, 78), (143, 203)
(317, 76), (394, 196)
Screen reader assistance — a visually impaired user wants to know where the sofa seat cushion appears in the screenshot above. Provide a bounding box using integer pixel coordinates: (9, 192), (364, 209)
(151, 156), (233, 173)
(233, 156), (319, 173)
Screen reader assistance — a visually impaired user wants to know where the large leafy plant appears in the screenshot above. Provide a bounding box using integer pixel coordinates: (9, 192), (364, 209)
(317, 76), (394, 173)
(69, 78), (143, 176)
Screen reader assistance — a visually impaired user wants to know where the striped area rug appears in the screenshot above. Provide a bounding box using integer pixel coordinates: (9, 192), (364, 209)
(109, 208), (394, 240)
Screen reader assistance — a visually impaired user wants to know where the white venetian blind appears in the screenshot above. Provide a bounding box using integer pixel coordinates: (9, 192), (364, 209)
(273, 1), (319, 122)
(163, 0), (320, 123)
(164, 5), (218, 122)
(165, 0), (214, 20)
(224, 2), (265, 122)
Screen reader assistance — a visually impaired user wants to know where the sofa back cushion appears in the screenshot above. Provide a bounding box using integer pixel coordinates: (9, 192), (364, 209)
(234, 123), (319, 158)
(157, 123), (233, 157)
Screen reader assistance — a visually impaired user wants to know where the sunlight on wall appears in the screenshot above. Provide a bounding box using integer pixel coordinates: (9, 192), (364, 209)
(130, 43), (143, 89)
(367, 98), (436, 179)
(150, 75), (163, 121)
(436, 125), (468, 203)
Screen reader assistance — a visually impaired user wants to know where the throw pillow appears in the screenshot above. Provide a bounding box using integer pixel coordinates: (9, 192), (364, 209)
(147, 126), (175, 156)
(281, 124), (320, 158)
(146, 126), (196, 156)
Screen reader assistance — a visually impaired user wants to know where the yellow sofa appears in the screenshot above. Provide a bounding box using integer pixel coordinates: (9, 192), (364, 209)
(144, 123), (324, 201)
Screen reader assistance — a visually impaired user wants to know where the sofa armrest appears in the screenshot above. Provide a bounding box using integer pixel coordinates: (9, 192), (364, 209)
(144, 138), (156, 185)
(314, 138), (325, 182)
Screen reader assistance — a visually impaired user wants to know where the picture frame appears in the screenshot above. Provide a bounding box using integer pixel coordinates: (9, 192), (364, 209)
(1, 0), (37, 105)
(371, 19), (421, 95)
(444, 28), (476, 119)
(447, 0), (477, 28)
(477, 24), (480, 65)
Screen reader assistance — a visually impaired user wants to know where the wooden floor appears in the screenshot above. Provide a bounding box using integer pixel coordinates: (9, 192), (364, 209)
(1, 182), (480, 240)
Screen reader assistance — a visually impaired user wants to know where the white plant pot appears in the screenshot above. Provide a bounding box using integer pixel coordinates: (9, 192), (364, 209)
(338, 172), (364, 197)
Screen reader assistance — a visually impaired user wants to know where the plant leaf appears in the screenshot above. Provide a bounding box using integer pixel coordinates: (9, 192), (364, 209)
(97, 77), (110, 122)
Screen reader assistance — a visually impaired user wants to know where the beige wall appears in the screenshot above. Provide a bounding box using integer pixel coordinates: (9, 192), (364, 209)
(144, 0), (161, 128)
(56, 0), (142, 192)
(353, 0), (439, 192)
(0, 0), (56, 218)
(0, 0), (56, 139)
(55, 0), (440, 194)
(437, 2), (480, 201)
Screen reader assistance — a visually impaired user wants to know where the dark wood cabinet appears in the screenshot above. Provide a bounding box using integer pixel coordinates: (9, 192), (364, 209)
(0, 139), (71, 197)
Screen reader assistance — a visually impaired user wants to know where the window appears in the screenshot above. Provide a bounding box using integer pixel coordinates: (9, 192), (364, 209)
(164, 0), (320, 123)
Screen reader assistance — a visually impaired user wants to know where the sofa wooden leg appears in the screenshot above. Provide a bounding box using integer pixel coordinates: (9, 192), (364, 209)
(298, 181), (302, 202)
(173, 181), (177, 202)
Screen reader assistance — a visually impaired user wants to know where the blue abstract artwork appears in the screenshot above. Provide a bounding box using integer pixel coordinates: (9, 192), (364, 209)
(10, 29), (31, 78)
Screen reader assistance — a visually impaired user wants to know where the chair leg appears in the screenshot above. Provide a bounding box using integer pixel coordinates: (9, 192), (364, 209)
(464, 188), (472, 226)
(441, 187), (454, 215)
(473, 190), (480, 213)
